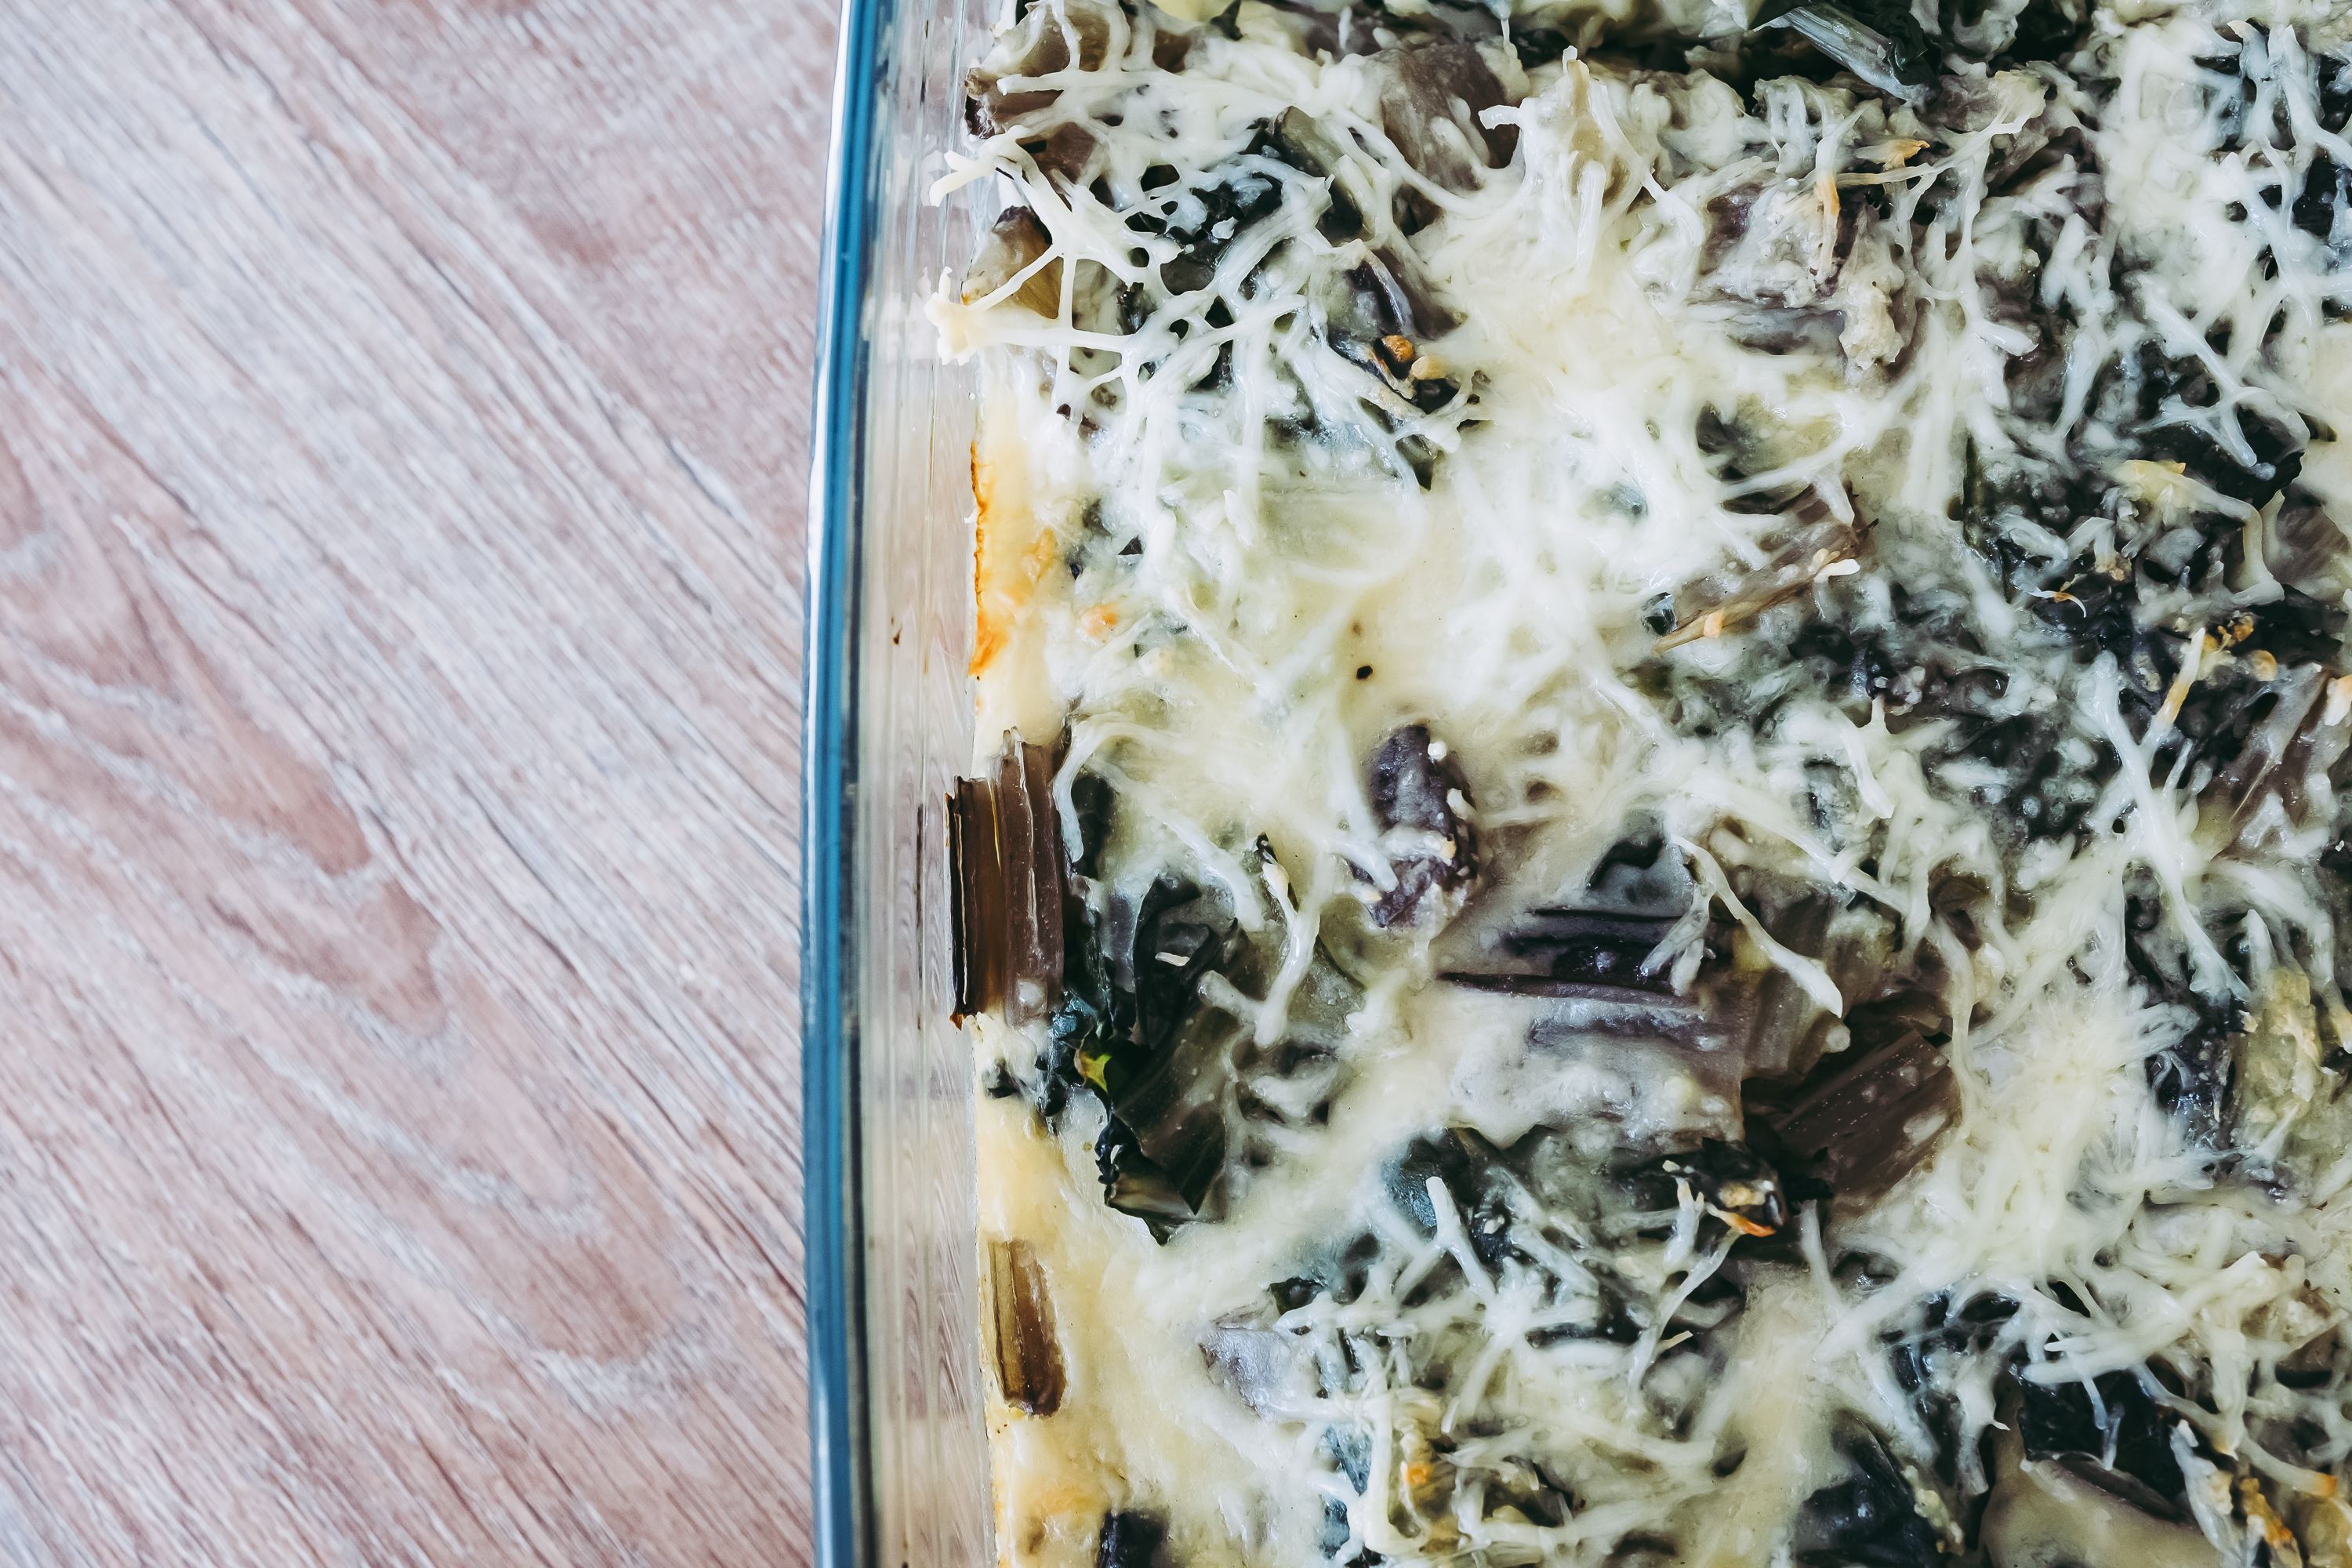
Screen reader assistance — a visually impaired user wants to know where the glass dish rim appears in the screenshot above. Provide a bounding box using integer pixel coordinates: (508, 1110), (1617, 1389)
(804, 0), (889, 1561)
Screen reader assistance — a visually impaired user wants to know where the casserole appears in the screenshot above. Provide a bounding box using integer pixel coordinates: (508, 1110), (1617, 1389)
(813, 0), (2352, 1561)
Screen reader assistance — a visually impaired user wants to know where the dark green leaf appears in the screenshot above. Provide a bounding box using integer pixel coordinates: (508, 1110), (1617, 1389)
(1751, 0), (1940, 92)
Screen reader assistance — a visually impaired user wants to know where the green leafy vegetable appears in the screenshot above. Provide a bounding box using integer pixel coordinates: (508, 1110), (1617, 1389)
(1750, 0), (1940, 92)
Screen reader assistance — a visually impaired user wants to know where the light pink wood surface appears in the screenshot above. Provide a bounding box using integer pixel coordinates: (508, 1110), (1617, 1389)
(0, 1), (832, 1560)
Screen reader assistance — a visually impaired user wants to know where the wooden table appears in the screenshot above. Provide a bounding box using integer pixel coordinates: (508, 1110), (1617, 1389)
(0, 2), (830, 1560)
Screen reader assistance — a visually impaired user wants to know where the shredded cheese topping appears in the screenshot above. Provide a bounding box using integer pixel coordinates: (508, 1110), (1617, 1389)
(945, 0), (2352, 1562)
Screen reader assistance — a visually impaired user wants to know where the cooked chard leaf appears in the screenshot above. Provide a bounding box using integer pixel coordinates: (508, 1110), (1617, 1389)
(1793, 1425), (1948, 1566)
(1053, 857), (1362, 1239)
(954, 8), (2352, 1563)
(1096, 1512), (1169, 1568)
(1750, 0), (1940, 91)
(1097, 1119), (1213, 1242)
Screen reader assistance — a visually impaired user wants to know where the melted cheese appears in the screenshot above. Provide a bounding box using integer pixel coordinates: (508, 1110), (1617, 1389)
(945, 0), (2352, 1562)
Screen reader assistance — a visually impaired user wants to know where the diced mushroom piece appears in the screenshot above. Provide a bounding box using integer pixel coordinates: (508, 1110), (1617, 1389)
(1769, 1030), (1955, 1197)
(1697, 177), (1848, 312)
(1000, 738), (1066, 1024)
(1443, 971), (1711, 1018)
(1143, 156), (1290, 299)
(985, 1238), (1066, 1417)
(1654, 518), (1864, 653)
(1838, 988), (1951, 1049)
(1741, 894), (1835, 1079)
(949, 735), (1066, 1026)
(963, 207), (1063, 318)
(1979, 1404), (2224, 1568)
(963, 0), (1115, 138)
(1374, 40), (1516, 223)
(1268, 108), (1376, 244)
(1740, 899), (1906, 1080)
(1026, 121), (1099, 185)
(1270, 107), (1460, 337)
(2137, 401), (2309, 512)
(1363, 724), (1479, 928)
(1312, 253), (1468, 419)
(2278, 673), (2352, 822)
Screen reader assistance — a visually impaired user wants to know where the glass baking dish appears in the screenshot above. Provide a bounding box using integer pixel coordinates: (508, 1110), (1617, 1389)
(804, 0), (996, 1562)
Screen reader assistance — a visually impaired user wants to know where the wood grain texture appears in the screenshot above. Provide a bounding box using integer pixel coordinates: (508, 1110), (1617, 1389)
(0, 0), (832, 1561)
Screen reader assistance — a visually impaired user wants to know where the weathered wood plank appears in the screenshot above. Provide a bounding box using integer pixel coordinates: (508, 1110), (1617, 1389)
(0, 0), (830, 1559)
